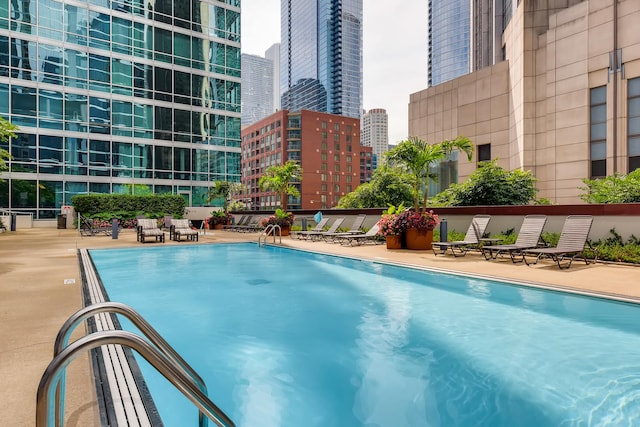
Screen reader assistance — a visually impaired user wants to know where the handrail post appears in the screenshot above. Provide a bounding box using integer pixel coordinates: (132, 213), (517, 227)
(37, 331), (235, 427)
(53, 302), (209, 427)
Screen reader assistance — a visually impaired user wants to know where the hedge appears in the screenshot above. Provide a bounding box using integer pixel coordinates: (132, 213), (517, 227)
(71, 194), (186, 219)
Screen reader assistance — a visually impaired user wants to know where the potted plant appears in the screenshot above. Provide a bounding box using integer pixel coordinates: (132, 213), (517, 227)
(258, 160), (302, 231)
(399, 210), (440, 250)
(386, 136), (472, 249)
(260, 208), (295, 236)
(204, 180), (246, 228)
(378, 203), (407, 249)
(208, 210), (232, 229)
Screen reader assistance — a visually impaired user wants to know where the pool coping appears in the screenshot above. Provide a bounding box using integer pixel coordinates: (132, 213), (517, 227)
(79, 248), (162, 427)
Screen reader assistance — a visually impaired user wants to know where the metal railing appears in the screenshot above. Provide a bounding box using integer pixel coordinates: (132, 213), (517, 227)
(37, 302), (235, 427)
(258, 224), (281, 246)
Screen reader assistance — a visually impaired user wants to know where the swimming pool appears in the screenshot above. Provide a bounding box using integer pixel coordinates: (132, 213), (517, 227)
(89, 243), (640, 427)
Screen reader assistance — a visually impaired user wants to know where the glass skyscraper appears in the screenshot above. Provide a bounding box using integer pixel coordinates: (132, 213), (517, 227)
(280, 0), (362, 119)
(0, 0), (241, 218)
(428, 0), (471, 87)
(428, 0), (512, 87)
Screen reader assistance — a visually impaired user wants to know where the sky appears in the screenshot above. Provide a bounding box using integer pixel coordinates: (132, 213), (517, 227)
(240, 0), (429, 145)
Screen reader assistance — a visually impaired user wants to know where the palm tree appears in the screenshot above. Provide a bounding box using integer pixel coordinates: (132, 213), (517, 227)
(258, 161), (303, 210)
(204, 180), (245, 213)
(386, 136), (473, 212)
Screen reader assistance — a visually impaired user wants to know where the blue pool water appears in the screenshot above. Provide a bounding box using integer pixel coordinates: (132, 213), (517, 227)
(89, 243), (640, 427)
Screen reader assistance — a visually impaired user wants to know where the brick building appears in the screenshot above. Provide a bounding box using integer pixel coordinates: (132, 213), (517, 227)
(241, 110), (373, 210)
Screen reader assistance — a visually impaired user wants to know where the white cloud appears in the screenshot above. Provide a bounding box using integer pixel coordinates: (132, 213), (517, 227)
(241, 0), (428, 144)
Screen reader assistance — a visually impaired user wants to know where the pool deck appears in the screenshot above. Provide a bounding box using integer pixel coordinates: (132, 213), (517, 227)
(1, 227), (639, 425)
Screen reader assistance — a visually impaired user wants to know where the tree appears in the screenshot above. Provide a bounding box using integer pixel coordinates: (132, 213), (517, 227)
(0, 117), (18, 177)
(386, 136), (473, 211)
(337, 164), (414, 208)
(204, 180), (246, 212)
(580, 169), (640, 203)
(258, 161), (303, 210)
(431, 160), (538, 206)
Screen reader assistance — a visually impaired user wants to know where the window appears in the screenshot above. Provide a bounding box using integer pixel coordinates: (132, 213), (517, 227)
(333, 175), (340, 182)
(321, 142), (327, 150)
(346, 125), (352, 133)
(333, 123), (340, 131)
(346, 155), (352, 163)
(346, 175), (352, 183)
(334, 133), (340, 142)
(321, 163), (327, 170)
(629, 78), (640, 172)
(334, 154), (340, 161)
(346, 165), (352, 172)
(334, 184), (340, 192)
(334, 164), (340, 172)
(321, 153), (327, 160)
(346, 185), (352, 192)
(321, 121), (327, 129)
(590, 86), (607, 178)
(321, 184), (327, 191)
(478, 144), (491, 163)
(334, 143), (340, 151)
(321, 173), (327, 182)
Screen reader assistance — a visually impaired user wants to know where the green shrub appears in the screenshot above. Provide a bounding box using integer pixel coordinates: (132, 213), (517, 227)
(431, 160), (538, 206)
(72, 194), (185, 220)
(580, 169), (640, 203)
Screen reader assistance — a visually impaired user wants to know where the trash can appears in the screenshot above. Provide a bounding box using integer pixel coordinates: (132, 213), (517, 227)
(57, 214), (67, 229)
(10, 213), (16, 231)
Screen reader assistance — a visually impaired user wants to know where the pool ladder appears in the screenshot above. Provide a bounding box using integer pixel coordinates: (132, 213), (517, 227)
(258, 224), (281, 246)
(36, 301), (235, 427)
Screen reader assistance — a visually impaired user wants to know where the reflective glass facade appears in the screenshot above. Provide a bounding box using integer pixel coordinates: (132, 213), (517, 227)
(428, 0), (470, 87)
(281, 0), (362, 119)
(0, 0), (241, 218)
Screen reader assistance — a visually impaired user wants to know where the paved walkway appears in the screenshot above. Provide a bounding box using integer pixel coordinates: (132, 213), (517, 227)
(1, 227), (638, 425)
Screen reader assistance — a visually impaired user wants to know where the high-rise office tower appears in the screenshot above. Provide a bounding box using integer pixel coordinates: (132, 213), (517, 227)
(241, 53), (274, 125)
(265, 43), (281, 111)
(0, 0), (241, 217)
(428, 0), (507, 87)
(280, 0), (363, 119)
(361, 108), (388, 169)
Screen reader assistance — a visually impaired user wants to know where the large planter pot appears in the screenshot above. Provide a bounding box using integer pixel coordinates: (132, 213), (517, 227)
(385, 235), (402, 249)
(405, 227), (434, 250)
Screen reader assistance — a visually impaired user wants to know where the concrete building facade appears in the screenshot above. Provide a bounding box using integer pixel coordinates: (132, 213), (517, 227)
(241, 53), (274, 125)
(0, 0), (242, 217)
(361, 108), (389, 169)
(265, 43), (281, 112)
(241, 110), (372, 210)
(410, 0), (640, 204)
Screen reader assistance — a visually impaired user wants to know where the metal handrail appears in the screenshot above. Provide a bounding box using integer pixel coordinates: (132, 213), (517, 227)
(53, 302), (209, 427)
(37, 330), (235, 427)
(258, 224), (281, 246)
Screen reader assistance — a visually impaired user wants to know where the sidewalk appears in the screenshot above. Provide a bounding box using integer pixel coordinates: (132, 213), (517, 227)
(1, 228), (638, 425)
